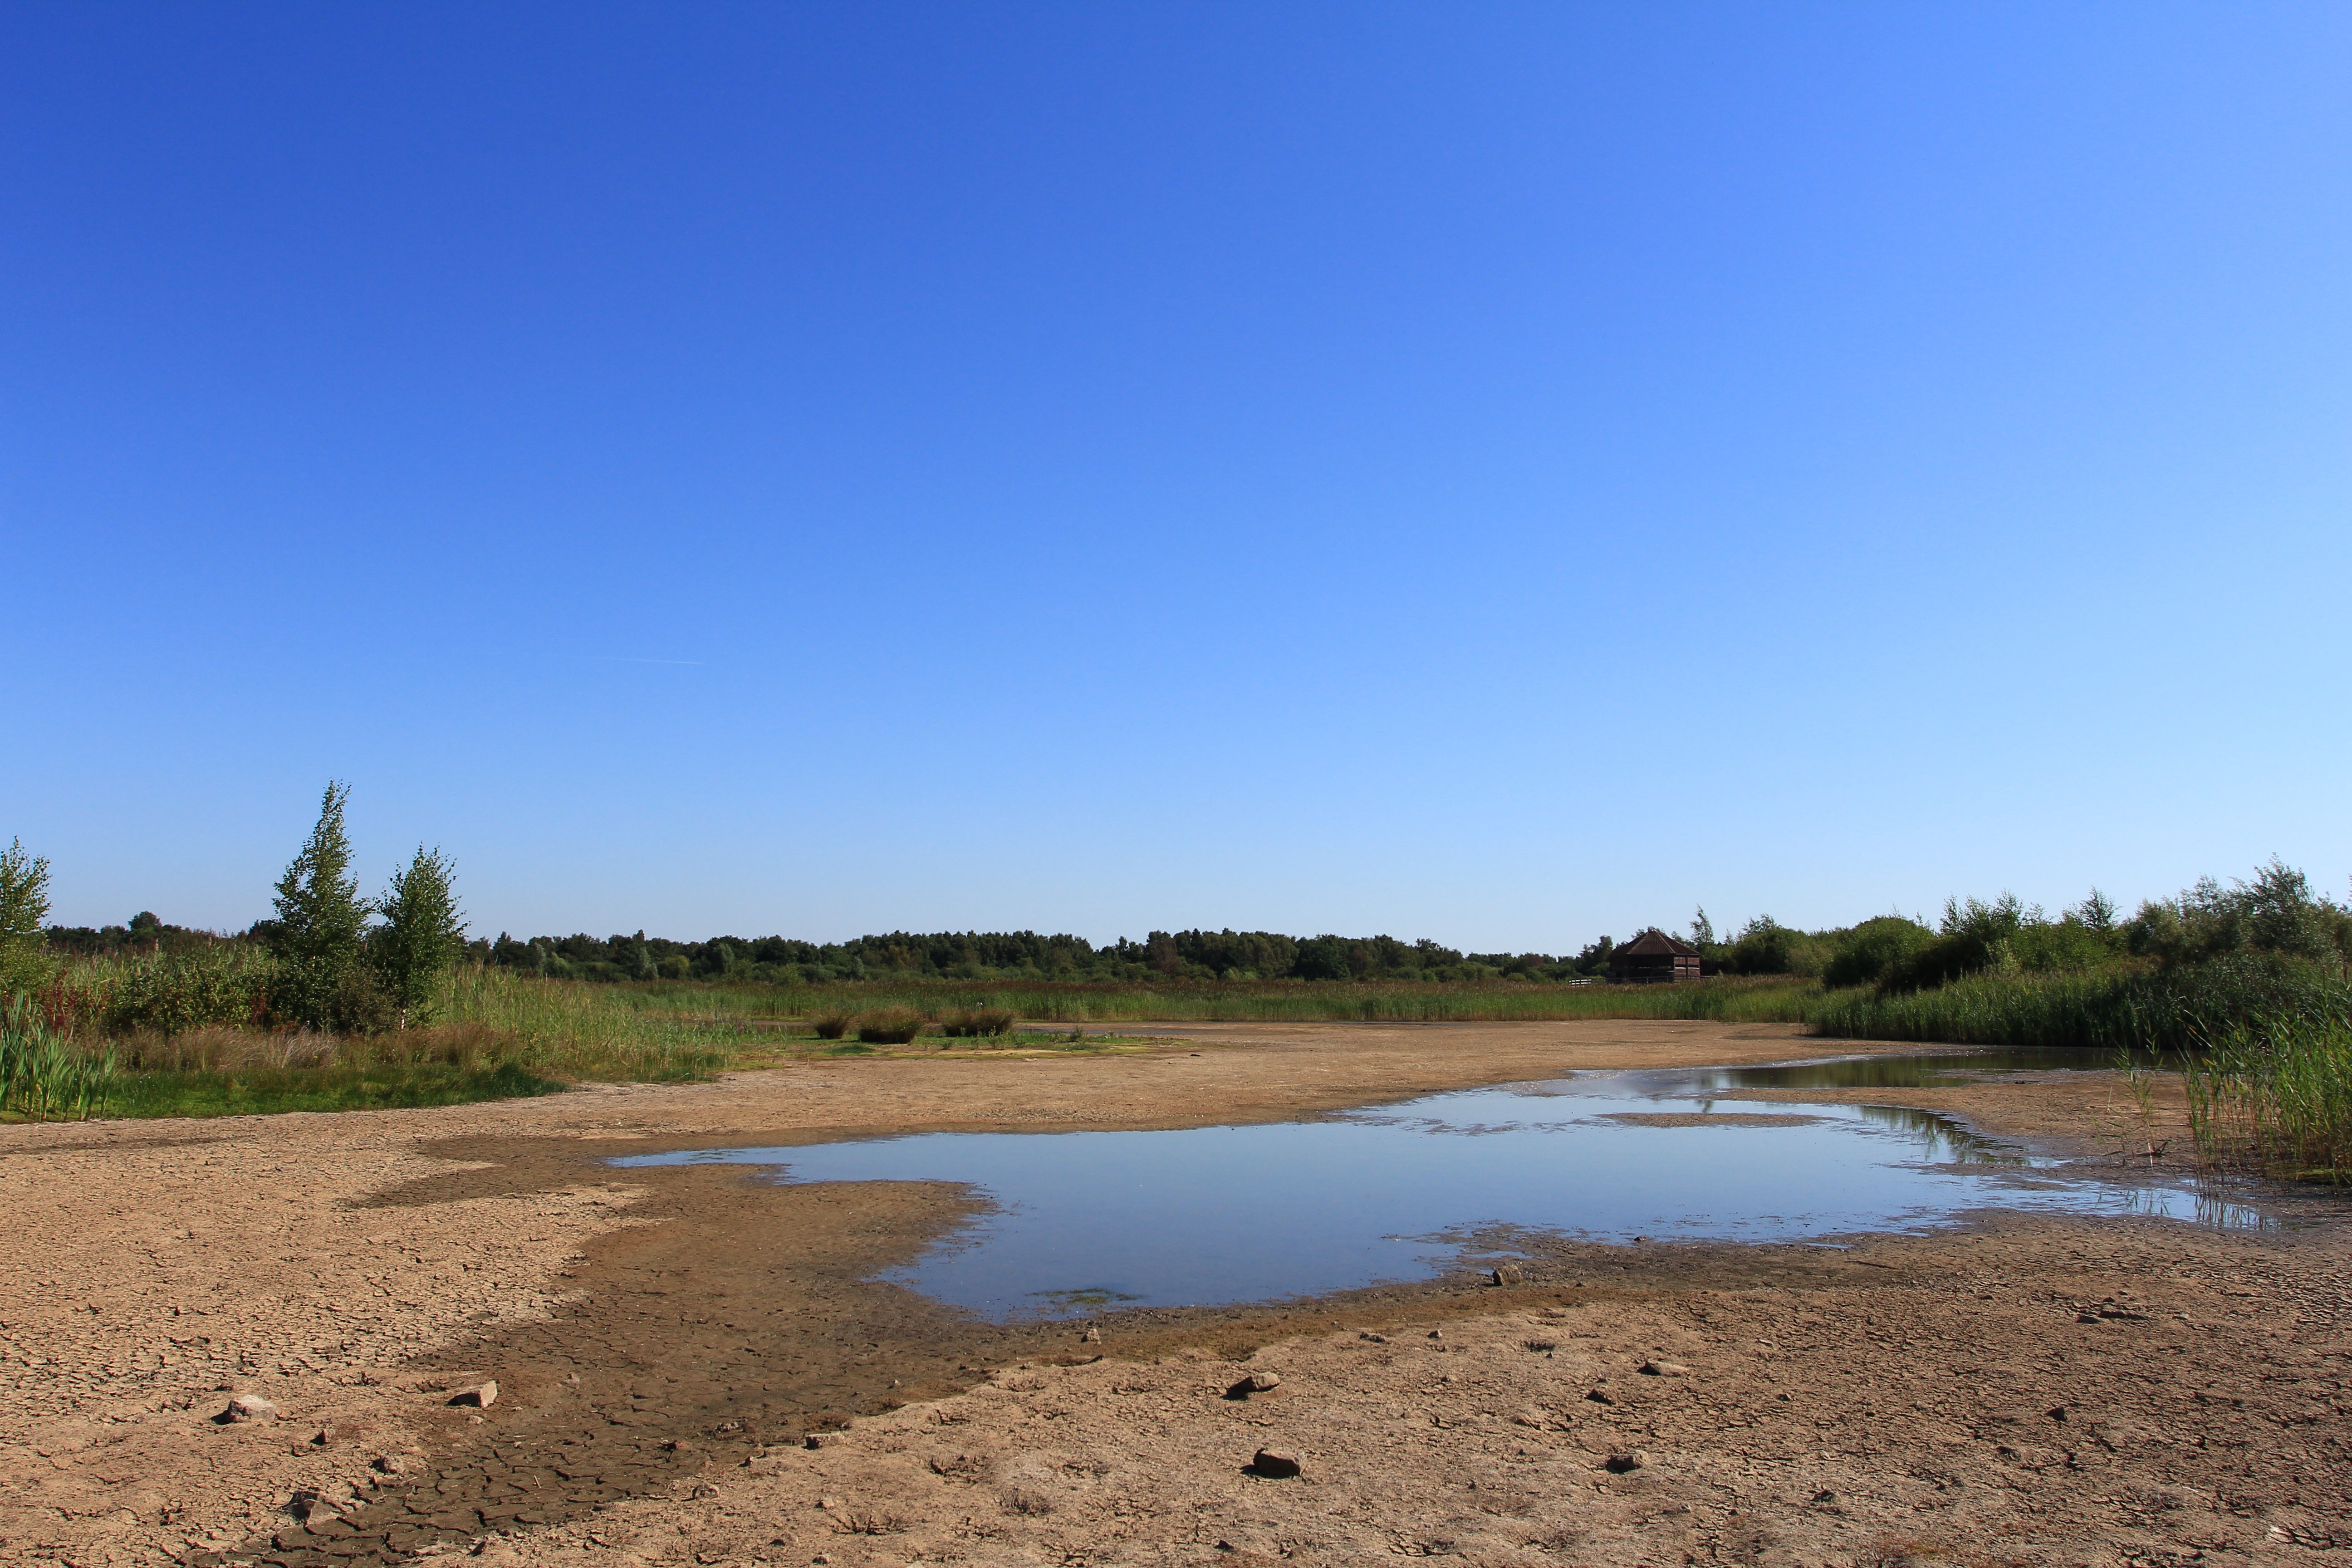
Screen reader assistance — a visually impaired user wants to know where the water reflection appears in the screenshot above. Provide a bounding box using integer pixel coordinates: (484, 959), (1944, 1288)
(617, 1058), (2260, 1319)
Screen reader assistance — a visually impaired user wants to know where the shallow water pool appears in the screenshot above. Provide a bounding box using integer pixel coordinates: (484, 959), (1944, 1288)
(616, 1052), (2248, 1320)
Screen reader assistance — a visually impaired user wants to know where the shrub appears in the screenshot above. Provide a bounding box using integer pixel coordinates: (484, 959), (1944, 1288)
(854, 1007), (926, 1044)
(1822, 916), (1933, 990)
(1725, 916), (1828, 978)
(811, 1011), (854, 1039)
(2129, 860), (2350, 966)
(940, 1007), (1018, 1038)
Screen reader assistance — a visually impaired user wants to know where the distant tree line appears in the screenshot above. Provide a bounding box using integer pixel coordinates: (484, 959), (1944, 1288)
(477, 926), (1598, 985)
(1671, 859), (2352, 994)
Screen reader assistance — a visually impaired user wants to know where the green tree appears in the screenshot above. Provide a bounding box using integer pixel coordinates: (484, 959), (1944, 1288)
(372, 846), (467, 1027)
(0, 838), (53, 998)
(267, 783), (374, 1029)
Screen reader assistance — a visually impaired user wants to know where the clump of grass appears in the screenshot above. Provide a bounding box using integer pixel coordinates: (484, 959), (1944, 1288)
(854, 1007), (926, 1045)
(939, 1007), (1017, 1038)
(811, 1011), (854, 1040)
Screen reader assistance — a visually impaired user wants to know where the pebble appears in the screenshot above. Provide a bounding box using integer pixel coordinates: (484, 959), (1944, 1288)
(1488, 1265), (1525, 1286)
(447, 1380), (498, 1408)
(1639, 1361), (1690, 1377)
(218, 1395), (277, 1424)
(1250, 1448), (1302, 1479)
(1358, 1332), (1387, 1344)
(1604, 1450), (1647, 1474)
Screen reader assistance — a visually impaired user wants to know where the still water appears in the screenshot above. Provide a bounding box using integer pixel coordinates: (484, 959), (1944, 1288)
(616, 1050), (2249, 1320)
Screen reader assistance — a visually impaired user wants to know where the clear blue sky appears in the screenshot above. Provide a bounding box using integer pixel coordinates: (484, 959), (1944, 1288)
(6, 3), (2347, 950)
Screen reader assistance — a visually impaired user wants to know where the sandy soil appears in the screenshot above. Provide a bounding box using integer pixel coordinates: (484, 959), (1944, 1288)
(3, 1020), (2347, 1568)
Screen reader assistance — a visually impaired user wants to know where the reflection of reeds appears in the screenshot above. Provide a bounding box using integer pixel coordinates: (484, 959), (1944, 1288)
(2182, 1017), (2352, 1183)
(2116, 1047), (2161, 1161)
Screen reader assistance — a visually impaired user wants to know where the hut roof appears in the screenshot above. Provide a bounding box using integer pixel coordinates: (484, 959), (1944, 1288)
(1614, 930), (1699, 958)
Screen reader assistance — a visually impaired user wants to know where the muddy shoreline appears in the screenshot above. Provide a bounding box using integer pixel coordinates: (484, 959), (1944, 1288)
(5, 1020), (2348, 1567)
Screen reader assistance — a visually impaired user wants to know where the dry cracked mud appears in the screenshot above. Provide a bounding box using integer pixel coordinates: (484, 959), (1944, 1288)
(4, 1019), (2347, 1568)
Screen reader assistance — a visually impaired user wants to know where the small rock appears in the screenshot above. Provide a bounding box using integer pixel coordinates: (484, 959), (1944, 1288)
(1250, 1448), (1302, 1479)
(370, 1452), (420, 1475)
(662, 1438), (692, 1453)
(1426, 1330), (1443, 1340)
(804, 1432), (841, 1450)
(1639, 1361), (1690, 1377)
(1585, 1389), (1613, 1405)
(1523, 1339), (1558, 1352)
(817, 1496), (842, 1510)
(1488, 1265), (1524, 1286)
(1358, 1332), (1387, 1344)
(2077, 1311), (2102, 1323)
(216, 1395), (278, 1425)
(1604, 1450), (1646, 1474)
(446, 1381), (498, 1408)
(1225, 1372), (1282, 1399)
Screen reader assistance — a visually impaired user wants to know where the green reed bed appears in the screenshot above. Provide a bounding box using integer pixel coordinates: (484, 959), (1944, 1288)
(2, 964), (768, 1121)
(1808, 954), (2352, 1054)
(1, 997), (117, 1120)
(627, 975), (1821, 1026)
(2184, 1015), (2352, 1183)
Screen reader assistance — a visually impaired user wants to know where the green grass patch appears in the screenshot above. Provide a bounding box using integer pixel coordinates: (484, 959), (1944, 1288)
(75, 1060), (568, 1120)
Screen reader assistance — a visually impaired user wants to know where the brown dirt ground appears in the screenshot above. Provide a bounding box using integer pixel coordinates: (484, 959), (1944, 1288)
(4, 1019), (2348, 1568)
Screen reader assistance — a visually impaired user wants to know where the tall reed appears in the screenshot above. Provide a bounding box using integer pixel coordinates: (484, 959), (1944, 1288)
(2182, 1015), (2352, 1182)
(1, 995), (116, 1121)
(616, 975), (1820, 1026)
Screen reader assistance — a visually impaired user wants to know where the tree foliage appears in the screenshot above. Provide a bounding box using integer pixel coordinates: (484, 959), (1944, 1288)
(0, 838), (53, 998)
(266, 782), (377, 1029)
(372, 846), (467, 1026)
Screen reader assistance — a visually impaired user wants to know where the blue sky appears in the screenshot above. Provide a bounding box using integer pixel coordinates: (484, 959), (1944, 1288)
(5, 2), (2347, 949)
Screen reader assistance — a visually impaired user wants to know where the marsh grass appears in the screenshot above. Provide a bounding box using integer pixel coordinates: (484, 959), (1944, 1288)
(2184, 1016), (2352, 1183)
(1808, 955), (2352, 1053)
(1, 997), (117, 1121)
(11, 963), (760, 1120)
(629, 975), (1821, 1026)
